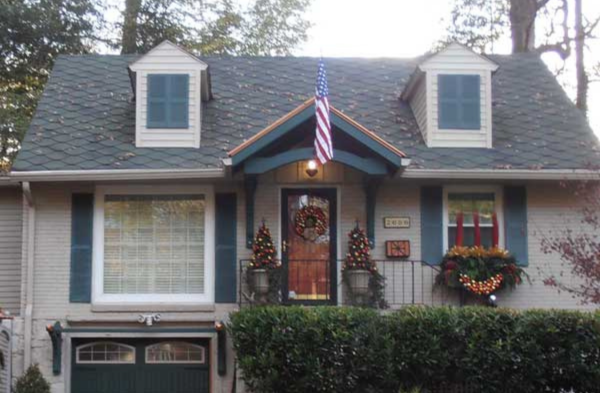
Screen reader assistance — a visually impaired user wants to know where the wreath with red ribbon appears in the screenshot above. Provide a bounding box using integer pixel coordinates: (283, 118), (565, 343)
(294, 205), (327, 239)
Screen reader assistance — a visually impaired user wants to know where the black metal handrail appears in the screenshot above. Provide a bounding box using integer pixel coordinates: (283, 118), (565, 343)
(238, 259), (451, 308)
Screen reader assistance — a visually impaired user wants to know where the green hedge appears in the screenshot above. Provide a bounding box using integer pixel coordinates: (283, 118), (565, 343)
(229, 306), (600, 393)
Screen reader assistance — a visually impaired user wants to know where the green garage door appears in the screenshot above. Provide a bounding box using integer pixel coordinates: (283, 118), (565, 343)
(72, 339), (210, 393)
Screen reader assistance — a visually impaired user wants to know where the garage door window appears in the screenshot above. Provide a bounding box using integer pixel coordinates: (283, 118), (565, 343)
(76, 342), (135, 364)
(145, 342), (205, 364)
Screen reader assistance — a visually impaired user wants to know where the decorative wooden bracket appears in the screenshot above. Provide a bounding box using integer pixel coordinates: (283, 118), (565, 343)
(46, 321), (63, 375)
(245, 176), (257, 249)
(364, 177), (382, 248)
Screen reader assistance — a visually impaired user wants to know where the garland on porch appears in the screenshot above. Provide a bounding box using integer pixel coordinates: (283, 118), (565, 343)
(294, 205), (327, 240)
(342, 224), (388, 309)
(436, 246), (527, 297)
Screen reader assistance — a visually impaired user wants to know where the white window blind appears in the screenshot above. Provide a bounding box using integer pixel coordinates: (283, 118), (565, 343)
(103, 195), (205, 295)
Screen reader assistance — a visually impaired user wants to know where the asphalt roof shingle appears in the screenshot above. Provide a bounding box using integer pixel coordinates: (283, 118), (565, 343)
(12, 53), (600, 172)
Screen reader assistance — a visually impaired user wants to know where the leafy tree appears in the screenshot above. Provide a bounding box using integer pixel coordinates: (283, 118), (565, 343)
(441, 0), (599, 115)
(119, 0), (312, 55)
(14, 364), (51, 393)
(0, 0), (103, 164)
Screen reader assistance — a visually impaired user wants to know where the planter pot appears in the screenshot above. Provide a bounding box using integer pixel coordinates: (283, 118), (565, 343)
(250, 269), (270, 295)
(346, 269), (371, 296)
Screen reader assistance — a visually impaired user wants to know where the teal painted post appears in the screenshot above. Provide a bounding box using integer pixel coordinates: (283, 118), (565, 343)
(245, 177), (257, 249)
(215, 193), (237, 303)
(504, 186), (529, 266)
(364, 178), (381, 248)
(70, 194), (94, 303)
(420, 186), (444, 265)
(46, 322), (63, 375)
(217, 329), (227, 376)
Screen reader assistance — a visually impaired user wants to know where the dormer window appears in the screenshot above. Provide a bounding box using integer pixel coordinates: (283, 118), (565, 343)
(438, 74), (481, 130)
(401, 43), (498, 149)
(147, 74), (190, 129)
(128, 40), (209, 148)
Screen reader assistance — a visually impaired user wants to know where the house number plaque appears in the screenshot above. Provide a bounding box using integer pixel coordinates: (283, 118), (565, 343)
(383, 217), (410, 228)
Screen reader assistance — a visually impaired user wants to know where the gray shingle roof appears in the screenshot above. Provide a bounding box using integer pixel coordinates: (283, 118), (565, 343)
(12, 53), (600, 172)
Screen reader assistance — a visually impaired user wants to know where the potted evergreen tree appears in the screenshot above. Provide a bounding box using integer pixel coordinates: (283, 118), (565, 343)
(248, 222), (279, 296)
(343, 224), (375, 296)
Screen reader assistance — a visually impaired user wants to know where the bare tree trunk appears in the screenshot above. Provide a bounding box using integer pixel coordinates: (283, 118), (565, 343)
(575, 0), (588, 114)
(510, 0), (538, 52)
(121, 0), (142, 54)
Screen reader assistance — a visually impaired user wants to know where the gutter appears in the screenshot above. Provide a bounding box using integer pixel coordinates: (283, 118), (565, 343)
(401, 168), (600, 180)
(10, 168), (226, 182)
(22, 182), (35, 369)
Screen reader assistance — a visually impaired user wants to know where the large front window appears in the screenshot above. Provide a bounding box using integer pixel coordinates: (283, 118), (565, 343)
(94, 186), (214, 304)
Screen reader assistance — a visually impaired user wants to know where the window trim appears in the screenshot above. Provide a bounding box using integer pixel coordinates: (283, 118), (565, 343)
(145, 342), (206, 364)
(92, 185), (215, 305)
(442, 186), (504, 252)
(75, 341), (136, 364)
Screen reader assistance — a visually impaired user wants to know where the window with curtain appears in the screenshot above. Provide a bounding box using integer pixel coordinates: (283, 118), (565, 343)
(448, 193), (496, 248)
(103, 195), (205, 295)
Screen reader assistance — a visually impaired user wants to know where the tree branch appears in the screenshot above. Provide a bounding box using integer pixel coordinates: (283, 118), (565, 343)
(536, 0), (551, 11)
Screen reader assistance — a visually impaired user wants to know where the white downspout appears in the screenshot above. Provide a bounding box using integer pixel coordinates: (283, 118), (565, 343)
(22, 182), (35, 369)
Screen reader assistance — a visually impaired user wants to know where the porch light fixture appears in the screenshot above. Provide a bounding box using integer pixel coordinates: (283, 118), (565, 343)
(306, 159), (318, 177)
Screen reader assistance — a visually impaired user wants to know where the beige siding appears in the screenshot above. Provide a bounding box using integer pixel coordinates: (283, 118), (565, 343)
(0, 188), (22, 316)
(409, 77), (428, 146)
(0, 325), (8, 393)
(14, 177), (598, 393)
(499, 184), (596, 310)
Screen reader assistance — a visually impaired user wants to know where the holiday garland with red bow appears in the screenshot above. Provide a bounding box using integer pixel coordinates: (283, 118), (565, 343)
(249, 222), (279, 270)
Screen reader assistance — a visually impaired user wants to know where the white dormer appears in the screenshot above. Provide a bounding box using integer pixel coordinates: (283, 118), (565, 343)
(129, 41), (210, 148)
(402, 43), (499, 148)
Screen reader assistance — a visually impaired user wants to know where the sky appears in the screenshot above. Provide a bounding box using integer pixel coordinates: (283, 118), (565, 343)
(297, 0), (600, 136)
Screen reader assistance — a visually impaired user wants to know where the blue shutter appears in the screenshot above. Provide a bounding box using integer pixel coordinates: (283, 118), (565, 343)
(147, 74), (168, 128)
(147, 74), (189, 128)
(504, 186), (529, 266)
(215, 193), (237, 303)
(70, 194), (94, 303)
(168, 74), (189, 128)
(438, 74), (480, 130)
(421, 186), (444, 265)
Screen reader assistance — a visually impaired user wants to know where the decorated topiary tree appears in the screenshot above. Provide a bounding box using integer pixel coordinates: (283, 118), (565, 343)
(14, 365), (50, 393)
(343, 223), (387, 308)
(344, 225), (376, 271)
(247, 221), (280, 303)
(249, 221), (278, 270)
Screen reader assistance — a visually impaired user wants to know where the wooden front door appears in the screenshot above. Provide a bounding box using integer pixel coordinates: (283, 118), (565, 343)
(281, 188), (337, 304)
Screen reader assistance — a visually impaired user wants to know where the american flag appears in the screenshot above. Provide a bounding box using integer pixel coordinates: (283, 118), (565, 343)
(314, 59), (333, 164)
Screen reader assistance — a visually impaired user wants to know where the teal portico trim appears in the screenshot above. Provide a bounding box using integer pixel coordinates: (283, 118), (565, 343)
(227, 98), (410, 249)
